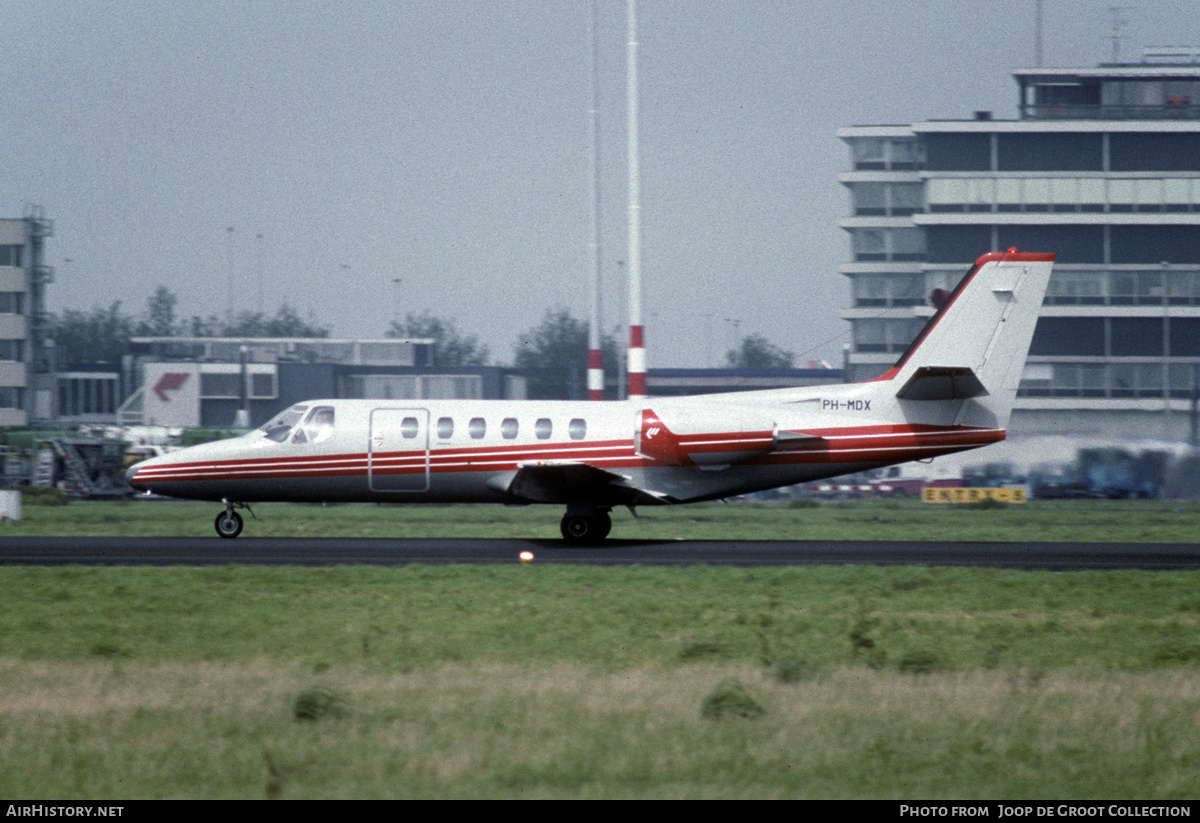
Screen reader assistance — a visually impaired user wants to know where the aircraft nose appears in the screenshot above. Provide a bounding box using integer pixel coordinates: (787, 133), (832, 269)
(125, 462), (144, 487)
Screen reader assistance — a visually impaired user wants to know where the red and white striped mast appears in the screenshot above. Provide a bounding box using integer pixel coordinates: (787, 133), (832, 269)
(625, 0), (646, 401)
(586, 0), (605, 401)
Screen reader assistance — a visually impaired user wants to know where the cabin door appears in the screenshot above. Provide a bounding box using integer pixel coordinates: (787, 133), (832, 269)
(368, 408), (431, 492)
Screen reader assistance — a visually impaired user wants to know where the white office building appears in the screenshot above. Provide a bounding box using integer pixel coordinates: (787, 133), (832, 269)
(839, 49), (1200, 443)
(0, 206), (53, 427)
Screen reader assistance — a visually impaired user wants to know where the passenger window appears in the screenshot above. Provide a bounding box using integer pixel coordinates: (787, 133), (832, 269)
(501, 418), (518, 439)
(469, 417), (486, 439)
(437, 417), (454, 439)
(534, 418), (552, 440)
(568, 418), (586, 440)
(401, 417), (419, 438)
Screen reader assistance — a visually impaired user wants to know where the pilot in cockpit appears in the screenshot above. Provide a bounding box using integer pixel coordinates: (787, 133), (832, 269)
(292, 405), (335, 444)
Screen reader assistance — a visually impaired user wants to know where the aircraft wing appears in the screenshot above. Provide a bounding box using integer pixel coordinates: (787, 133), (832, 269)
(489, 461), (674, 506)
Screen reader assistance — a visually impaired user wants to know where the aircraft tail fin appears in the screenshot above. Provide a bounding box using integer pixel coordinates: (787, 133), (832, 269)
(874, 249), (1054, 428)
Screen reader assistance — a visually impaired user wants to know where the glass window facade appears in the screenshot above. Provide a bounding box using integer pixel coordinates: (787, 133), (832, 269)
(843, 72), (1200, 418)
(852, 137), (922, 170)
(926, 176), (1200, 213)
(1111, 133), (1200, 171)
(997, 133), (1103, 171)
(0, 245), (23, 267)
(924, 133), (989, 171)
(0, 293), (24, 314)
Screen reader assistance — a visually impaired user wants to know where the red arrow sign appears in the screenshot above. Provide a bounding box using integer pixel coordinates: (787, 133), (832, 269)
(153, 372), (190, 401)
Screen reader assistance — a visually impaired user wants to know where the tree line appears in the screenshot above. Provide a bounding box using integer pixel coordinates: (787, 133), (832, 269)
(48, 286), (330, 368)
(47, 286), (796, 399)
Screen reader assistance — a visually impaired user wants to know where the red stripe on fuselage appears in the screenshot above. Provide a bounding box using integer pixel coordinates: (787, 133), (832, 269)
(130, 439), (634, 484)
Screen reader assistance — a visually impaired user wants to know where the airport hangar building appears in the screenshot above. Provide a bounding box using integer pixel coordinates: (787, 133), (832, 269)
(839, 49), (1200, 444)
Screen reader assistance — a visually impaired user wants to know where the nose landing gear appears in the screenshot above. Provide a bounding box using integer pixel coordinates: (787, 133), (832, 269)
(215, 510), (243, 538)
(214, 499), (252, 538)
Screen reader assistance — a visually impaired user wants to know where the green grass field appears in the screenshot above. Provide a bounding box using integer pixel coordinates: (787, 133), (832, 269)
(1, 497), (1198, 798)
(5, 495), (1200, 542)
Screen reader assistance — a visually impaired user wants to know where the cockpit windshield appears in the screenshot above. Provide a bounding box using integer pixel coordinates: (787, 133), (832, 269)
(291, 405), (335, 444)
(260, 405), (308, 443)
(258, 404), (336, 445)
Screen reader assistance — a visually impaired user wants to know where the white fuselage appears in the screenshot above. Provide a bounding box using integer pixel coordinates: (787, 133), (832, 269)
(127, 386), (1002, 507)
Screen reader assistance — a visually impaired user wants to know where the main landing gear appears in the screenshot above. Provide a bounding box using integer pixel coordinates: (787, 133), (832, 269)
(560, 508), (612, 543)
(214, 500), (251, 539)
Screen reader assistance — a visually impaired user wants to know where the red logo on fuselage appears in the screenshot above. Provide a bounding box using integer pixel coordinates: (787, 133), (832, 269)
(636, 409), (693, 467)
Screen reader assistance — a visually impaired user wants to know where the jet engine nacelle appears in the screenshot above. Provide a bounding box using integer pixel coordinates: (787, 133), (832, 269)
(636, 405), (781, 468)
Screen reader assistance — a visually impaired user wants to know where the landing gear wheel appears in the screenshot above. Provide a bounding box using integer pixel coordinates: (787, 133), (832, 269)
(214, 510), (244, 539)
(592, 512), (612, 540)
(560, 512), (611, 543)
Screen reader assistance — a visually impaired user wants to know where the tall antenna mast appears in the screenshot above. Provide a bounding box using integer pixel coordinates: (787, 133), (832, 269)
(1108, 5), (1132, 63)
(225, 226), (236, 326)
(626, 0), (646, 401)
(587, 0), (605, 401)
(1034, 0), (1043, 67)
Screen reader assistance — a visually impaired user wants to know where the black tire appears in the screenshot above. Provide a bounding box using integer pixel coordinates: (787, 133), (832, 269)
(560, 512), (611, 543)
(561, 515), (590, 541)
(215, 510), (243, 539)
(593, 511), (612, 540)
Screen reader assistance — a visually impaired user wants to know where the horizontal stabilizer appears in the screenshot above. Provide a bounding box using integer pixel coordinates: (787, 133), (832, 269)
(896, 366), (988, 401)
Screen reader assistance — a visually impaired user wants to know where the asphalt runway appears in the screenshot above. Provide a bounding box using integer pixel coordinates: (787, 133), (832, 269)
(2, 536), (1199, 570)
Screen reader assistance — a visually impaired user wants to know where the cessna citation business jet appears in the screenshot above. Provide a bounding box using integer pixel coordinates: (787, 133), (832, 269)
(128, 250), (1054, 542)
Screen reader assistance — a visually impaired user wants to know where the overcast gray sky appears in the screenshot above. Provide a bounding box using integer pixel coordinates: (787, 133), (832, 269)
(3, 0), (1197, 367)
